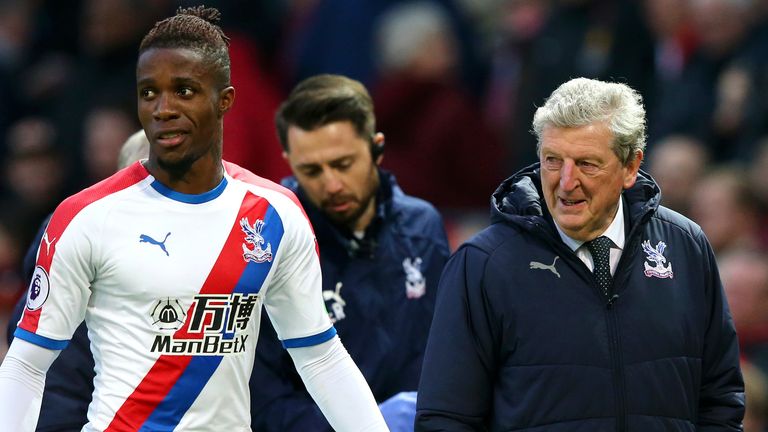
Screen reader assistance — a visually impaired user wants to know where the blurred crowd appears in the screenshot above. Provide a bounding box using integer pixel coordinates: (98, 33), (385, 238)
(2, 0), (768, 429)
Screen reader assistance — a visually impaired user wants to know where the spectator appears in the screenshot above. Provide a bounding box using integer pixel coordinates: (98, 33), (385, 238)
(373, 1), (503, 210)
(689, 165), (765, 254)
(645, 134), (709, 216)
(720, 248), (768, 372)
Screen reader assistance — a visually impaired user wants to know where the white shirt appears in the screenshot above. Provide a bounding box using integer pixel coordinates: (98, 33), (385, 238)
(554, 197), (625, 276)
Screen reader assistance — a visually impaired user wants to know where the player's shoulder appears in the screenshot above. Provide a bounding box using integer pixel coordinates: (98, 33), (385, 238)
(225, 160), (300, 201)
(224, 161), (309, 221)
(52, 163), (152, 228)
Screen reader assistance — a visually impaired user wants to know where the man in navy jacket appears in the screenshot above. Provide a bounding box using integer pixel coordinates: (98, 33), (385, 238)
(250, 74), (449, 431)
(416, 77), (744, 431)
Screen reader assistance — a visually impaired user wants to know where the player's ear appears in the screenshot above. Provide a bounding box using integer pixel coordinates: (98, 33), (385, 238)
(218, 86), (235, 117)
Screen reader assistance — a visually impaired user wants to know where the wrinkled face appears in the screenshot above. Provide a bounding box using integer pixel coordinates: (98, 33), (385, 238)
(137, 47), (233, 175)
(284, 121), (381, 232)
(539, 123), (642, 241)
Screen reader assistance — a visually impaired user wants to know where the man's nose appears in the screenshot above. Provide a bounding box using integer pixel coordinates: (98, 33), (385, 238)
(559, 160), (579, 191)
(323, 171), (344, 194)
(153, 93), (180, 121)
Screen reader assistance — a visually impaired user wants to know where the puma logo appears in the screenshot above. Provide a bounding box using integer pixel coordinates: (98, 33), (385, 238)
(139, 232), (171, 256)
(42, 233), (57, 255)
(529, 256), (561, 278)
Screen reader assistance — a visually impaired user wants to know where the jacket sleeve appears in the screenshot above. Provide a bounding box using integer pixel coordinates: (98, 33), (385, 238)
(697, 232), (745, 431)
(249, 310), (334, 432)
(415, 245), (496, 431)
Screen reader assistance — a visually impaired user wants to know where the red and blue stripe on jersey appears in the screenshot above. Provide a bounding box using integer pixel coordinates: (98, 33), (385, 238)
(106, 166), (290, 431)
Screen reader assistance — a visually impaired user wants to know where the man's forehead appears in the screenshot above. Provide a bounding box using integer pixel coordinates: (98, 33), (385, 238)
(137, 47), (208, 73)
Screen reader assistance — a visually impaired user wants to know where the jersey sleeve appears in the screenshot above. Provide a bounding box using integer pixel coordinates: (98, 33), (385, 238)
(15, 206), (97, 350)
(263, 200), (334, 348)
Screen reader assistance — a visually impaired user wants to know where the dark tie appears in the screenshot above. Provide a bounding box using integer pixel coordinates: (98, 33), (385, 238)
(586, 236), (613, 296)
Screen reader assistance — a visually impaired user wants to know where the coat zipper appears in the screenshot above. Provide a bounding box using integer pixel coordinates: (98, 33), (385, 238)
(606, 298), (627, 432)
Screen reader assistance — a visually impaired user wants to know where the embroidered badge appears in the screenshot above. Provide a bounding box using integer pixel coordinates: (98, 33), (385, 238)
(240, 217), (273, 263)
(403, 257), (426, 299)
(642, 240), (674, 279)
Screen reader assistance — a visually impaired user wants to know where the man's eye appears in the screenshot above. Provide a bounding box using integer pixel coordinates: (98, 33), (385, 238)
(178, 87), (194, 97)
(140, 89), (156, 99)
(543, 157), (562, 170)
(301, 168), (321, 178)
(334, 160), (353, 171)
(579, 162), (599, 174)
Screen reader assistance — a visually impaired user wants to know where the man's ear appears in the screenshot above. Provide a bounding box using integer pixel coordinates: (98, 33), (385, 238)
(623, 150), (644, 189)
(218, 86), (235, 117)
(372, 132), (385, 165)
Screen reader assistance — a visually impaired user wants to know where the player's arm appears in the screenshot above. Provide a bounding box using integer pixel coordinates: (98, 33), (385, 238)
(286, 336), (387, 431)
(0, 338), (61, 431)
(249, 310), (334, 432)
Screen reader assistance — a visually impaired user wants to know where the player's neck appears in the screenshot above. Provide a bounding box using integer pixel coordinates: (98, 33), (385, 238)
(144, 155), (224, 195)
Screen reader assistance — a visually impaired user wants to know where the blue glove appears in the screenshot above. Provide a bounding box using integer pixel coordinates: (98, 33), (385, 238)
(378, 391), (417, 432)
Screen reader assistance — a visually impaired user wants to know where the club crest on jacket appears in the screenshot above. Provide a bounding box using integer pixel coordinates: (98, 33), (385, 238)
(403, 257), (426, 299)
(642, 240), (673, 279)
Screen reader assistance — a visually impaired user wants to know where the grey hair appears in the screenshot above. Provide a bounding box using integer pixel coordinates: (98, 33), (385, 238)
(532, 77), (647, 165)
(118, 130), (149, 169)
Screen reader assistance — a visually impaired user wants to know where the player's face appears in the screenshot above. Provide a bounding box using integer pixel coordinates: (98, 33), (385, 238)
(539, 123), (642, 241)
(137, 47), (233, 175)
(284, 121), (381, 232)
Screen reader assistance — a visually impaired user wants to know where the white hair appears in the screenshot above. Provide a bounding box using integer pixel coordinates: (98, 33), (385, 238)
(532, 77), (647, 164)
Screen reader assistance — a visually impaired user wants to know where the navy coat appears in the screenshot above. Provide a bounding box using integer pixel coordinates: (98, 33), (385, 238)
(416, 164), (744, 431)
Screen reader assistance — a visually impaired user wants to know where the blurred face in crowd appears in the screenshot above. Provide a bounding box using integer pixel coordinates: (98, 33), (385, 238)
(539, 123), (642, 241)
(720, 251), (768, 330)
(284, 121), (382, 232)
(646, 135), (708, 214)
(689, 171), (758, 253)
(84, 108), (135, 181)
(137, 47), (233, 177)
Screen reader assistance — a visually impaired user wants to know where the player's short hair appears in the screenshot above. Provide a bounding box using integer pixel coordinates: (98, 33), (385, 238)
(532, 77), (647, 165)
(275, 74), (376, 153)
(139, 6), (231, 87)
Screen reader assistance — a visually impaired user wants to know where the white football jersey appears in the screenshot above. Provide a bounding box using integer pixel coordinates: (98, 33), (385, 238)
(16, 161), (334, 431)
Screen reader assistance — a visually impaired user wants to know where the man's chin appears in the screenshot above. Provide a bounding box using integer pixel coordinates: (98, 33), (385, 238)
(157, 155), (195, 177)
(325, 207), (365, 230)
(552, 215), (589, 239)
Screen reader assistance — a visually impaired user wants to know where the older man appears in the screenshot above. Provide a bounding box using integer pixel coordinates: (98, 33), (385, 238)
(416, 77), (744, 431)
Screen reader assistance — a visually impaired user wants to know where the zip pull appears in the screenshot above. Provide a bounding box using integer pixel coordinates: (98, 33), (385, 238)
(606, 293), (619, 309)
